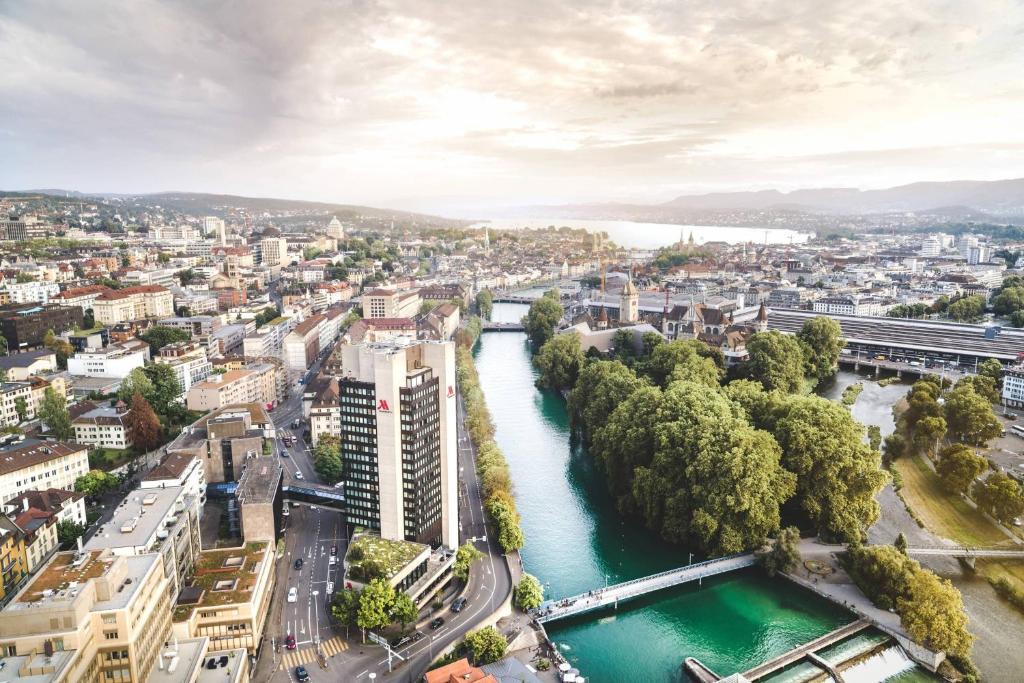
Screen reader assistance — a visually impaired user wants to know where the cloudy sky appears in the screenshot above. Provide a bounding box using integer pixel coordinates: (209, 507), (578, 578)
(2, 0), (1024, 215)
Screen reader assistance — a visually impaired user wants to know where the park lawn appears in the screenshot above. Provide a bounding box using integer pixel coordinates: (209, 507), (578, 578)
(89, 447), (135, 471)
(894, 454), (1012, 548)
(978, 559), (1024, 594)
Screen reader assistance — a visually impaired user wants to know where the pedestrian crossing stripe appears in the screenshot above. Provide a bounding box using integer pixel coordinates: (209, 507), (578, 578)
(279, 638), (349, 670)
(321, 636), (349, 657)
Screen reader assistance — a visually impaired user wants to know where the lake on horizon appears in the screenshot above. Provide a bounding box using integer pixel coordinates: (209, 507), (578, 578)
(467, 217), (812, 250)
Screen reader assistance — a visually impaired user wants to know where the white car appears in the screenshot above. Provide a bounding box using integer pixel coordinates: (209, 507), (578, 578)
(295, 471), (304, 480)
(288, 587), (298, 603)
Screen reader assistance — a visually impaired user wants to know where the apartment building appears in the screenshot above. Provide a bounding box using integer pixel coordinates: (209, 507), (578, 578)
(282, 315), (324, 382)
(0, 549), (173, 683)
(1, 280), (61, 305)
(171, 541), (275, 656)
(153, 342), (213, 399)
(1002, 365), (1024, 408)
(258, 237), (287, 267)
(3, 487), (86, 536)
(11, 499), (59, 573)
(85, 484), (201, 604)
(122, 268), (178, 289)
(49, 285), (113, 312)
(362, 288), (422, 319)
(142, 453), (206, 512)
(0, 376), (67, 428)
(241, 317), (293, 359)
(0, 517), (28, 604)
(185, 364), (281, 413)
(312, 282), (353, 309)
(93, 286), (174, 325)
(67, 341), (148, 379)
(316, 339), (458, 548)
(0, 350), (57, 381)
(0, 441), (89, 508)
(72, 403), (132, 450)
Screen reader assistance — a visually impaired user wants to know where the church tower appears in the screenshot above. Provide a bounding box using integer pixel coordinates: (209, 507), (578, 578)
(620, 275), (639, 323)
(755, 300), (769, 332)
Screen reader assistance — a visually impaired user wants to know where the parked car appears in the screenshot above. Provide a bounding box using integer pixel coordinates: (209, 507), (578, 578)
(296, 665), (309, 681)
(430, 617), (445, 630)
(285, 634), (296, 650)
(294, 558), (304, 570)
(451, 597), (467, 613)
(330, 545), (338, 556)
(288, 587), (298, 603)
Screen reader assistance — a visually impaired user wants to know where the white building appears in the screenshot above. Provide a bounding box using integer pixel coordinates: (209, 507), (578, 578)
(2, 280), (61, 305)
(1003, 366), (1024, 408)
(0, 440), (90, 508)
(152, 341), (213, 399)
(260, 237), (288, 267)
(919, 236), (942, 257)
(72, 403), (132, 449)
(142, 452), (206, 514)
(202, 216), (225, 237)
(362, 288), (422, 319)
(67, 342), (148, 379)
(811, 296), (884, 317)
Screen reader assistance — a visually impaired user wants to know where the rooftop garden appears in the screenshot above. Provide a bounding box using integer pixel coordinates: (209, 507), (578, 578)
(20, 551), (110, 602)
(173, 542), (267, 621)
(345, 534), (427, 583)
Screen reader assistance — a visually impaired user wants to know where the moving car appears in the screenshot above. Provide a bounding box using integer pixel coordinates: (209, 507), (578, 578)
(295, 471), (304, 480)
(285, 634), (296, 650)
(430, 617), (445, 630)
(296, 665), (309, 681)
(451, 597), (467, 613)
(287, 587), (298, 603)
(294, 558), (304, 570)
(330, 545), (338, 556)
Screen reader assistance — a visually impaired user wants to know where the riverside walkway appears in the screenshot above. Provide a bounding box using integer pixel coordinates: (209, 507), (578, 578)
(534, 553), (756, 624)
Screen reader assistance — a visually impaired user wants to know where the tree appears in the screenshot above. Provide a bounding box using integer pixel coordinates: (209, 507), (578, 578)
(947, 295), (986, 322)
(955, 374), (999, 404)
(476, 289), (493, 320)
(39, 386), (73, 440)
(631, 381), (795, 553)
(521, 290), (563, 348)
(567, 361), (642, 444)
(761, 526), (801, 577)
(453, 541), (483, 581)
(75, 469), (119, 497)
(745, 331), (806, 393)
(0, 334), (8, 355)
(797, 316), (845, 381)
(897, 569), (973, 658)
(118, 367), (154, 403)
(533, 333), (583, 391)
(313, 435), (344, 483)
(591, 384), (664, 514)
(57, 519), (87, 550)
(944, 384), (1002, 446)
(936, 444), (988, 495)
(390, 592), (418, 633)
(125, 393), (162, 452)
(486, 497), (524, 552)
(513, 573), (544, 610)
(895, 532), (908, 555)
(643, 339), (722, 388)
(143, 362), (183, 411)
(463, 626), (507, 665)
(773, 394), (886, 542)
(978, 358), (1004, 385)
(82, 308), (95, 329)
(43, 329), (73, 369)
(13, 396), (28, 423)
(912, 416), (947, 457)
(356, 579), (395, 635)
(972, 473), (1024, 525)
(332, 588), (361, 632)
(138, 325), (190, 355)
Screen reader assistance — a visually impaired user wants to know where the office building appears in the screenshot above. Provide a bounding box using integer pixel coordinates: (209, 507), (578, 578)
(166, 404), (271, 484)
(258, 237), (287, 267)
(283, 314), (324, 382)
(362, 288), (422, 319)
(2, 280), (61, 305)
(202, 216), (225, 238)
(185, 364), (281, 413)
(66, 341), (148, 379)
(313, 339), (458, 548)
(0, 303), (83, 351)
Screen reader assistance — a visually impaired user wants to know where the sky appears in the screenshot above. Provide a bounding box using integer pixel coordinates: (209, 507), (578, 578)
(2, 0), (1024, 216)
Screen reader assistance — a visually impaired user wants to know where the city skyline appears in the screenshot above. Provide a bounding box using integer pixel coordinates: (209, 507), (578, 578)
(3, 1), (1024, 215)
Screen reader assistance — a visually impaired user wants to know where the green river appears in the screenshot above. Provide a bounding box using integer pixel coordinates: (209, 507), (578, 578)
(474, 303), (934, 683)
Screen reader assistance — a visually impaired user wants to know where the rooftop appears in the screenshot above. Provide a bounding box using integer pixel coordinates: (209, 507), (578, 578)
(147, 638), (206, 683)
(85, 485), (188, 551)
(347, 534), (428, 581)
(196, 649), (248, 683)
(0, 441), (85, 478)
(173, 542), (268, 622)
(0, 649), (77, 683)
(235, 457), (282, 506)
(16, 550), (108, 603)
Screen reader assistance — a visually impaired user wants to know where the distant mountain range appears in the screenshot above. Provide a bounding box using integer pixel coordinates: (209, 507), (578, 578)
(509, 178), (1024, 220)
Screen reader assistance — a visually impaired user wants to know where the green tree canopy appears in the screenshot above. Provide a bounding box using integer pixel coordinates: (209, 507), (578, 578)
(331, 588), (361, 628)
(138, 325), (190, 355)
(936, 444), (987, 495)
(972, 473), (1024, 525)
(643, 338), (723, 388)
(796, 316), (845, 381)
(389, 592), (418, 632)
(313, 435), (344, 484)
(522, 290), (563, 348)
(591, 384), (663, 515)
(977, 358), (1004, 385)
(762, 526), (801, 577)
(946, 295), (986, 322)
(56, 519), (87, 550)
(513, 573), (544, 610)
(568, 360), (643, 444)
(74, 469), (119, 497)
(772, 395), (886, 541)
(533, 333), (584, 391)
(356, 579), (396, 633)
(954, 374), (999, 404)
(453, 541), (484, 581)
(898, 569), (974, 658)
(463, 626), (507, 665)
(744, 331), (807, 393)
(39, 386), (73, 440)
(943, 384), (1002, 446)
(476, 289), (493, 321)
(118, 367), (154, 403)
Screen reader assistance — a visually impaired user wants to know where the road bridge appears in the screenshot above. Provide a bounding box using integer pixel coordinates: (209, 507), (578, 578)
(282, 482), (345, 511)
(837, 355), (971, 380)
(533, 553), (756, 624)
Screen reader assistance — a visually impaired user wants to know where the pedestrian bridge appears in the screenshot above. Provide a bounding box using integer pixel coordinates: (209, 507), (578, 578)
(282, 483), (345, 511)
(533, 553), (756, 624)
(815, 543), (1024, 560)
(481, 321), (526, 332)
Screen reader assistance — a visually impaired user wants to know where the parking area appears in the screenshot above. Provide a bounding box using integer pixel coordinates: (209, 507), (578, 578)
(981, 413), (1024, 483)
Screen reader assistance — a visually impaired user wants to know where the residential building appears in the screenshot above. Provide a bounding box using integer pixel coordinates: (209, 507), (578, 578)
(122, 268), (178, 289)
(185, 365), (281, 413)
(72, 402), (133, 450)
(424, 658), (499, 683)
(258, 237), (287, 267)
(1002, 365), (1024, 408)
(362, 288), (421, 319)
(142, 453), (206, 512)
(67, 341), (148, 379)
(0, 441), (89, 510)
(171, 541), (275, 655)
(0, 517), (28, 604)
(241, 317), (293, 359)
(93, 286), (174, 325)
(0, 350), (58, 381)
(420, 302), (460, 341)
(85, 484), (201, 602)
(10, 498), (60, 573)
(202, 216), (225, 239)
(1, 280), (61, 305)
(0, 303), (83, 351)
(147, 226), (200, 243)
(316, 339), (458, 548)
(3, 487), (86, 530)
(283, 315), (324, 382)
(0, 549), (173, 683)
(153, 342), (213, 399)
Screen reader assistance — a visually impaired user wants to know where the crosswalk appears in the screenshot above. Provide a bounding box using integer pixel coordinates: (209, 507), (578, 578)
(279, 637), (349, 670)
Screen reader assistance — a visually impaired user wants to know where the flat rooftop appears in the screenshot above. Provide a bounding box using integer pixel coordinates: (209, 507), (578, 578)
(196, 649), (248, 683)
(85, 485), (186, 551)
(173, 542), (268, 622)
(235, 457), (282, 506)
(0, 649), (77, 683)
(10, 551), (159, 612)
(147, 637), (206, 683)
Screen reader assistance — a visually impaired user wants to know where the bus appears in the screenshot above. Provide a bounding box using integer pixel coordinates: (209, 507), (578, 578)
(1011, 425), (1024, 438)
